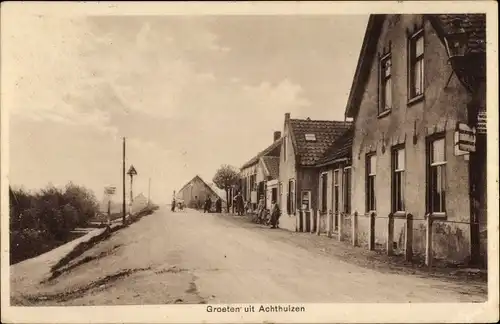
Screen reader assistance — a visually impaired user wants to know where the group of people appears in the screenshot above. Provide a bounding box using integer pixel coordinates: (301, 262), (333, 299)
(252, 194), (281, 228)
(203, 196), (223, 213)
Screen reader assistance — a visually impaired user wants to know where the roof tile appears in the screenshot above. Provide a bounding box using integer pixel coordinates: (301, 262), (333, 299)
(290, 119), (352, 166)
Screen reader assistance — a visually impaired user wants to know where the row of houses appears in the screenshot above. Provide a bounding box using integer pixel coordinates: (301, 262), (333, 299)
(237, 14), (487, 265)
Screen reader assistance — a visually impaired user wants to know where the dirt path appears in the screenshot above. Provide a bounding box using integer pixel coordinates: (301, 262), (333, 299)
(11, 207), (487, 305)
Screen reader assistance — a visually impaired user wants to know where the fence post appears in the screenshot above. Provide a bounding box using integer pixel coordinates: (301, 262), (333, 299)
(352, 211), (358, 247)
(425, 214), (433, 268)
(295, 210), (298, 231)
(338, 212), (343, 242)
(327, 210), (332, 238)
(316, 209), (321, 235)
(405, 213), (413, 262)
(368, 212), (376, 251)
(387, 213), (394, 255)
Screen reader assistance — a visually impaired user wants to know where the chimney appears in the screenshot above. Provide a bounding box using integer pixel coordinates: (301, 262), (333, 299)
(273, 131), (282, 142)
(285, 112), (290, 121)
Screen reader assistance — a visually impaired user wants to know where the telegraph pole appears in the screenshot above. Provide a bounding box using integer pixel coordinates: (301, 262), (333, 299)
(122, 137), (126, 225)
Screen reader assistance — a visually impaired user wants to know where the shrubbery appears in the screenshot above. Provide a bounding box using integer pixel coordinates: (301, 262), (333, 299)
(9, 182), (99, 264)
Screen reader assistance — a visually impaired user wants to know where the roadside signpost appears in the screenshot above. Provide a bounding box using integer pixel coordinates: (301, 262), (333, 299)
(127, 165), (138, 215)
(454, 123), (476, 156)
(104, 186), (116, 226)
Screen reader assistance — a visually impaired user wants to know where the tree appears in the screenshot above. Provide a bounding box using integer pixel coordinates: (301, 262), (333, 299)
(212, 164), (240, 212)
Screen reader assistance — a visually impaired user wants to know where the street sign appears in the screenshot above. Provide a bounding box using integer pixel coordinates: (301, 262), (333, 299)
(455, 123), (476, 153)
(127, 165), (138, 176)
(104, 186), (116, 195)
(477, 110), (486, 134)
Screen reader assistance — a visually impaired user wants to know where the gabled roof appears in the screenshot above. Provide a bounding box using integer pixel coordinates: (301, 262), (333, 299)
(241, 137), (283, 170)
(345, 14), (486, 119)
(260, 156), (280, 179)
(289, 118), (352, 166)
(316, 127), (354, 167)
(177, 175), (226, 201)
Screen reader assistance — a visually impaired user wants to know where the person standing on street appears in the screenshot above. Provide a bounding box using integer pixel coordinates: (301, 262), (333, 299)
(215, 197), (222, 213)
(269, 200), (281, 229)
(171, 197), (176, 212)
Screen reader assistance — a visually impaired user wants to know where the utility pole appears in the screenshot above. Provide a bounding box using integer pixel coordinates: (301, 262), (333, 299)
(122, 137), (126, 225)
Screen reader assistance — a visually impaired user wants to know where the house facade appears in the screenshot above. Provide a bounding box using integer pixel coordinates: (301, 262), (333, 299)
(177, 175), (225, 209)
(278, 113), (352, 232)
(239, 132), (282, 211)
(315, 128), (354, 237)
(345, 14), (486, 263)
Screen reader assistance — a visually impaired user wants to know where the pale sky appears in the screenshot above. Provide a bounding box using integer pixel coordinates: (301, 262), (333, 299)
(5, 14), (368, 203)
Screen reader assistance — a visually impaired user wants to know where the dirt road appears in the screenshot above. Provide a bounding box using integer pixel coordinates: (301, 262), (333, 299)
(11, 207), (487, 305)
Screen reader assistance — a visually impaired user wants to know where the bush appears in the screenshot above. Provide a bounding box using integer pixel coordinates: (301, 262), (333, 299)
(9, 183), (100, 264)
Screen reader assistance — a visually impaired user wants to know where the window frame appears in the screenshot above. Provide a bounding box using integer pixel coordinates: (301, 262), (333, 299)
(301, 190), (311, 211)
(426, 134), (447, 217)
(391, 145), (406, 213)
(365, 153), (377, 213)
(288, 179), (296, 214)
(379, 52), (392, 116)
(408, 29), (425, 103)
(343, 166), (352, 214)
(320, 172), (328, 213)
(333, 169), (340, 214)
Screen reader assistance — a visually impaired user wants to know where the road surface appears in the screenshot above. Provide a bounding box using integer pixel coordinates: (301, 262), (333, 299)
(11, 207), (487, 305)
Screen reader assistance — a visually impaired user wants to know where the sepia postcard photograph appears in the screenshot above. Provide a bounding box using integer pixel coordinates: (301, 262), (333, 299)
(1, 1), (498, 323)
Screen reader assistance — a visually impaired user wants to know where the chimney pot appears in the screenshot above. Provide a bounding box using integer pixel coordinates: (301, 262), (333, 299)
(273, 131), (282, 142)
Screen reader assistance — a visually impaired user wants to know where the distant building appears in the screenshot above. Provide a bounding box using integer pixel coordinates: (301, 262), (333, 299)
(239, 131), (283, 211)
(177, 175), (226, 209)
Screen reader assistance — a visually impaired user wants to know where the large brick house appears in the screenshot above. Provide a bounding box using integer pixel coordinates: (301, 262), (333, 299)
(278, 113), (351, 232)
(345, 14), (486, 263)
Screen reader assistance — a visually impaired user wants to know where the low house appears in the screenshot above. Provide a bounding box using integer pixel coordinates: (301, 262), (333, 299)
(278, 113), (352, 232)
(177, 175), (226, 210)
(345, 14), (486, 264)
(239, 132), (283, 211)
(315, 127), (354, 237)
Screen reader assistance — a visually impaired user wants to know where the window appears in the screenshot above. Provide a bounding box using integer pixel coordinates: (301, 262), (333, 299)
(427, 137), (446, 214)
(287, 179), (296, 214)
(271, 187), (278, 203)
(379, 54), (392, 113)
(343, 167), (352, 214)
(305, 133), (317, 142)
(366, 154), (377, 212)
(392, 147), (405, 212)
(333, 170), (340, 229)
(320, 173), (328, 213)
(409, 31), (424, 99)
(301, 191), (311, 210)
